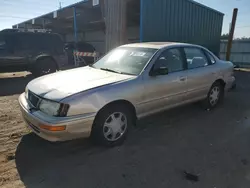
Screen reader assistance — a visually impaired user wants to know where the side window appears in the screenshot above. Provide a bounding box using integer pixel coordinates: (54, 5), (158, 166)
(26, 34), (37, 50)
(7, 34), (19, 52)
(154, 48), (184, 73)
(50, 35), (64, 54)
(205, 51), (216, 64)
(184, 48), (209, 69)
(17, 33), (30, 50)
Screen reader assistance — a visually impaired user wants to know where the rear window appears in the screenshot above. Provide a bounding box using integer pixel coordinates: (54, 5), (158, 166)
(205, 51), (216, 64)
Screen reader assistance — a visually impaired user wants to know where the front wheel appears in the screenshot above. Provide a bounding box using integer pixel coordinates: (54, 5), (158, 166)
(31, 58), (57, 77)
(91, 104), (132, 146)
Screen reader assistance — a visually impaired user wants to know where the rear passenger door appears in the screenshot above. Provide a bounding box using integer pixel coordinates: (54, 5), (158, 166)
(184, 47), (217, 100)
(0, 33), (28, 66)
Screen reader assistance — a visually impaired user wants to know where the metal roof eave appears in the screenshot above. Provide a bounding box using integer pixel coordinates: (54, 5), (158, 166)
(12, 0), (92, 28)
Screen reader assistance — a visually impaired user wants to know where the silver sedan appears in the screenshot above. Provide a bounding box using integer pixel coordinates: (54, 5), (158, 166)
(19, 42), (235, 146)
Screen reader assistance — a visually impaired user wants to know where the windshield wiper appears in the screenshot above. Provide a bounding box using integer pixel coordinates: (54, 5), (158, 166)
(100, 68), (136, 76)
(119, 72), (136, 76)
(100, 68), (135, 76)
(100, 68), (122, 74)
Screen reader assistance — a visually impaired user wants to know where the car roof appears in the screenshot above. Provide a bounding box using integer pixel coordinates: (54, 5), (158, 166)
(121, 42), (203, 49)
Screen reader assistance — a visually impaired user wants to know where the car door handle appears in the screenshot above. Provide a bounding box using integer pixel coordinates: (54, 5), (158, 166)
(179, 76), (187, 82)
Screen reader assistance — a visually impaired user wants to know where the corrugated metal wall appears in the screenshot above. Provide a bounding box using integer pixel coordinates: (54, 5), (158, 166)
(103, 0), (127, 52)
(84, 26), (139, 53)
(220, 40), (250, 67)
(141, 0), (224, 55)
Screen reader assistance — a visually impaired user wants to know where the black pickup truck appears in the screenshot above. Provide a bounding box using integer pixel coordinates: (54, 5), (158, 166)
(0, 29), (68, 77)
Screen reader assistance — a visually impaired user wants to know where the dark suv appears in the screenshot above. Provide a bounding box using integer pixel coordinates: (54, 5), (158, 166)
(0, 29), (68, 76)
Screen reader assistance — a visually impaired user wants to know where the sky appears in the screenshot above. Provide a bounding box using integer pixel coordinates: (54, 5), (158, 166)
(0, 0), (249, 38)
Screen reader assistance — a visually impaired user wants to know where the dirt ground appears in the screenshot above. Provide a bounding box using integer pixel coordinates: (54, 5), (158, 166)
(1, 70), (250, 188)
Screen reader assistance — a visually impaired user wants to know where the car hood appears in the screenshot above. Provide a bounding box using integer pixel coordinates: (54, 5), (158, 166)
(27, 66), (135, 101)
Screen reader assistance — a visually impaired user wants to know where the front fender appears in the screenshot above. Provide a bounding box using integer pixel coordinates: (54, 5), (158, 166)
(61, 78), (142, 117)
(62, 91), (109, 117)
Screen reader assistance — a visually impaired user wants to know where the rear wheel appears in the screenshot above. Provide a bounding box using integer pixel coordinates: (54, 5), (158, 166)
(91, 104), (132, 146)
(202, 82), (224, 110)
(32, 58), (57, 77)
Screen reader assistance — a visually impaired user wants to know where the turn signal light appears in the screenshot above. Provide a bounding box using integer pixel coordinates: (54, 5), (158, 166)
(39, 125), (66, 131)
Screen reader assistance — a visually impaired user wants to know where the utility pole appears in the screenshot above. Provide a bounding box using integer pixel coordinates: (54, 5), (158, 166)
(226, 8), (238, 61)
(59, 1), (62, 9)
(229, 22), (231, 34)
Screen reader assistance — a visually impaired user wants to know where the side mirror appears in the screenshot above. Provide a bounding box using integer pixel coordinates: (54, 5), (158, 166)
(150, 66), (169, 76)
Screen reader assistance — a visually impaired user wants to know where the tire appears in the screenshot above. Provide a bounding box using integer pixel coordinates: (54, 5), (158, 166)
(231, 82), (236, 90)
(91, 104), (133, 147)
(202, 82), (224, 110)
(32, 58), (57, 77)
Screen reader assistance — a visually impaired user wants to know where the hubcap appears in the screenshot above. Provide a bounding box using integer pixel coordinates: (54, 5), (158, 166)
(209, 86), (220, 106)
(103, 112), (127, 141)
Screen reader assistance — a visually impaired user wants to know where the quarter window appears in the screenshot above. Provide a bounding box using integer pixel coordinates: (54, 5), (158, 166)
(184, 48), (209, 69)
(205, 51), (216, 64)
(154, 48), (184, 73)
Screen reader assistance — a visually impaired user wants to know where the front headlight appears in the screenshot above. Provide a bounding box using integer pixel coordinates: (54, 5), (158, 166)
(39, 99), (69, 117)
(39, 99), (60, 116)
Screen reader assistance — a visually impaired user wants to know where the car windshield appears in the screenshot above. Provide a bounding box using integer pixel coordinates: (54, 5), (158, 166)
(91, 47), (157, 75)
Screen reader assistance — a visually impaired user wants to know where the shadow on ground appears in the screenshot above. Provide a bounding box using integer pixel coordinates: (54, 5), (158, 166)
(0, 73), (33, 96)
(15, 70), (250, 188)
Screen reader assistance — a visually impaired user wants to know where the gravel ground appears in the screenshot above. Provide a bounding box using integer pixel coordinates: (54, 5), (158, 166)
(0, 70), (250, 188)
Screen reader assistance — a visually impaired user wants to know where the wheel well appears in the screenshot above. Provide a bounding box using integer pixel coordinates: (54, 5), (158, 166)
(36, 56), (58, 70)
(96, 100), (137, 122)
(215, 79), (226, 88)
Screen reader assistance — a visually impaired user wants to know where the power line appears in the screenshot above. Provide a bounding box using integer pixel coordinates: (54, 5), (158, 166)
(1, 2), (57, 11)
(0, 15), (30, 19)
(2, 0), (58, 7)
(236, 25), (250, 28)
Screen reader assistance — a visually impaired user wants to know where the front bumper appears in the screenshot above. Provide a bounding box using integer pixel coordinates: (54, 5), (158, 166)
(18, 93), (95, 142)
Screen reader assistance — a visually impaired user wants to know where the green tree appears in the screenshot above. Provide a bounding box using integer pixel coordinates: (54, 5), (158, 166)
(221, 33), (229, 40)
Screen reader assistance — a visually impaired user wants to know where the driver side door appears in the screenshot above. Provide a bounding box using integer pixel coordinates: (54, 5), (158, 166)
(139, 47), (188, 117)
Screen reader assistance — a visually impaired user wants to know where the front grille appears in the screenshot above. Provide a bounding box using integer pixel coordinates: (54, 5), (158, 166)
(28, 91), (41, 108)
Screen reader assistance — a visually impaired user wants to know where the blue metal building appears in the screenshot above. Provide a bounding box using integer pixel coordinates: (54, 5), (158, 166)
(140, 0), (224, 55)
(12, 0), (224, 55)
